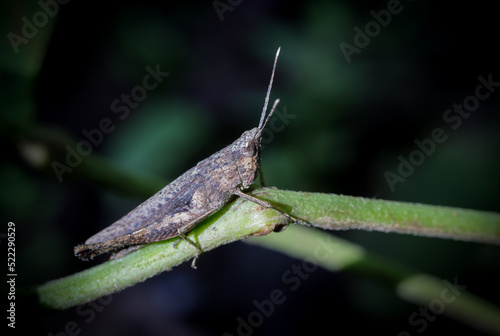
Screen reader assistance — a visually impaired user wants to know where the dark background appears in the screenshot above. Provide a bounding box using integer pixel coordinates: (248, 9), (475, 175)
(1, 0), (499, 335)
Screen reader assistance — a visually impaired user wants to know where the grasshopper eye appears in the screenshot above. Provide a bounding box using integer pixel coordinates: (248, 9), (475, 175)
(241, 141), (255, 157)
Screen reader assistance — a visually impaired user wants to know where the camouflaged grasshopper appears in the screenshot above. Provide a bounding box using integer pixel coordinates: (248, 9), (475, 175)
(74, 48), (284, 267)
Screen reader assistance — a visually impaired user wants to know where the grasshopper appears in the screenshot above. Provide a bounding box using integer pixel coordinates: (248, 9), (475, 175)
(75, 47), (285, 267)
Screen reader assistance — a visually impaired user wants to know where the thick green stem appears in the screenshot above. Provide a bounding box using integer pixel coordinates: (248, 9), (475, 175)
(36, 198), (288, 309)
(252, 188), (500, 244)
(36, 188), (499, 316)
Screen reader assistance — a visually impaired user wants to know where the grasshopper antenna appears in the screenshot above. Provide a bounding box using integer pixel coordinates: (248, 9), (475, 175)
(261, 99), (280, 132)
(258, 47), (281, 130)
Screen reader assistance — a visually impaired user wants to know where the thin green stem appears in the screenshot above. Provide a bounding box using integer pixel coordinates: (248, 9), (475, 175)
(19, 126), (167, 198)
(247, 225), (500, 334)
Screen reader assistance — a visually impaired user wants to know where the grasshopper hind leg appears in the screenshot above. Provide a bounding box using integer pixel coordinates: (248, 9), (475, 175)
(174, 232), (203, 269)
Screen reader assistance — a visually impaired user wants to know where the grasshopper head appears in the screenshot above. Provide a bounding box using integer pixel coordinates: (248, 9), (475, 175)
(232, 47), (281, 189)
(232, 96), (280, 189)
(232, 127), (261, 188)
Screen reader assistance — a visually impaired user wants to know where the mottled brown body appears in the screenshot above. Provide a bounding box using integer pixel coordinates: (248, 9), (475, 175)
(75, 48), (283, 264)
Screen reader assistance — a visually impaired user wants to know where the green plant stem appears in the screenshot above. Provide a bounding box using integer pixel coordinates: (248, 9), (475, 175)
(253, 188), (500, 244)
(247, 225), (500, 334)
(19, 126), (167, 198)
(36, 198), (288, 310)
(36, 188), (499, 317)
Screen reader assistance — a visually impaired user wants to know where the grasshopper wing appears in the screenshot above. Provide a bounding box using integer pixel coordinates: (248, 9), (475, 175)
(85, 169), (207, 245)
